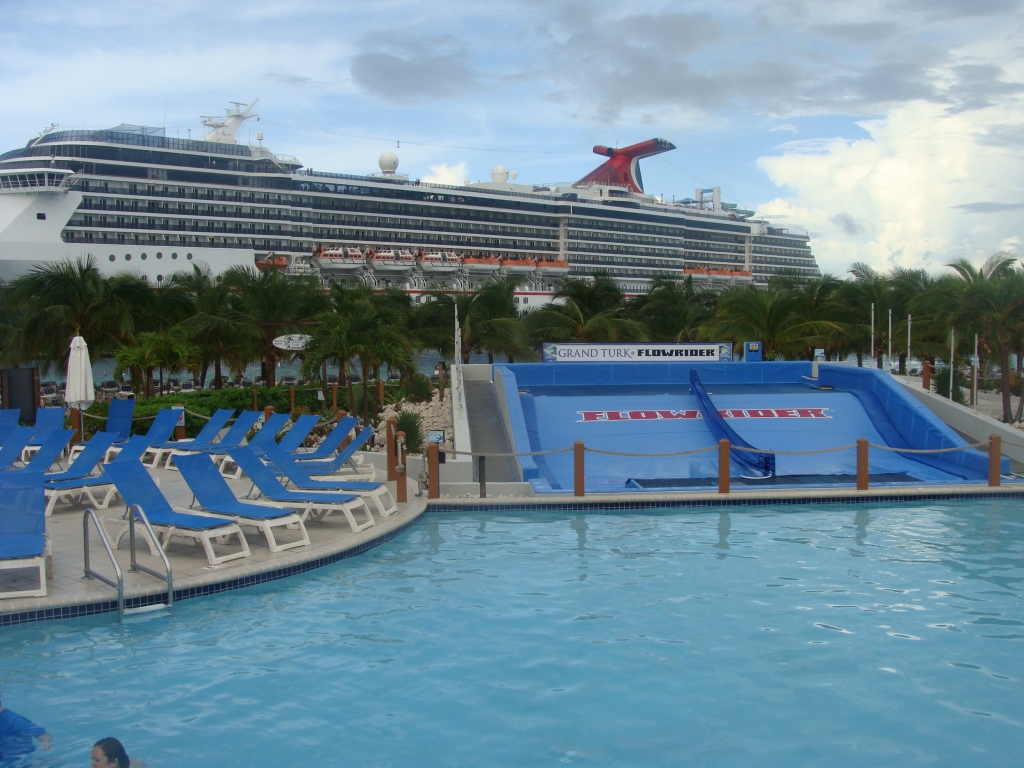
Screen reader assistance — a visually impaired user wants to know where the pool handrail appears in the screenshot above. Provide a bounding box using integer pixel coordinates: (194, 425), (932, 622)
(127, 503), (173, 607)
(83, 507), (124, 619)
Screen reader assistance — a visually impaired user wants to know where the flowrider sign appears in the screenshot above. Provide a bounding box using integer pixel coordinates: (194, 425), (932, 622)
(542, 342), (733, 363)
(577, 408), (831, 422)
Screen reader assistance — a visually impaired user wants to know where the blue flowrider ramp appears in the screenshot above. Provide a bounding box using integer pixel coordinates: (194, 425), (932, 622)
(492, 361), (1005, 494)
(689, 368), (774, 478)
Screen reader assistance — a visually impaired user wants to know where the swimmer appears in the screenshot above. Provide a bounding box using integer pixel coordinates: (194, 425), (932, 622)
(91, 737), (130, 768)
(0, 692), (51, 753)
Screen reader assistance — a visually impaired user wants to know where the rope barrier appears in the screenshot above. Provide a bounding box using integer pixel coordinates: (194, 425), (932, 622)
(868, 442), (988, 453)
(184, 409), (213, 420)
(584, 446), (717, 457)
(446, 447), (574, 458)
(81, 411), (157, 422)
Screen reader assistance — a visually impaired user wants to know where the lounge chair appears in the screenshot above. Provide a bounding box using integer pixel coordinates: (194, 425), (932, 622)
(217, 412), (290, 478)
(45, 435), (150, 516)
(7, 430), (75, 475)
(0, 473), (48, 599)
(143, 408), (234, 468)
(259, 441), (395, 517)
(0, 428), (38, 470)
(272, 425), (376, 481)
(103, 460), (250, 565)
(225, 447), (375, 531)
(0, 410), (21, 427)
(21, 407), (67, 463)
(67, 398), (135, 462)
(105, 409), (181, 462)
(277, 414), (322, 453)
(292, 416), (358, 460)
(163, 411), (262, 470)
(175, 453), (310, 552)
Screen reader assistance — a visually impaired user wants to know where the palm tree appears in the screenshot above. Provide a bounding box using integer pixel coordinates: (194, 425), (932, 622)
(8, 256), (152, 368)
(943, 254), (1024, 421)
(704, 280), (839, 359)
(635, 275), (716, 342)
(300, 311), (359, 411)
(415, 278), (532, 363)
(525, 272), (647, 344)
(222, 266), (328, 386)
(114, 333), (160, 397)
(171, 266), (254, 388)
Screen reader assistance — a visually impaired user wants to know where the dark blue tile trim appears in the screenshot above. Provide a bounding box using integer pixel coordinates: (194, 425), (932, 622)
(5, 488), (1022, 627)
(0, 516), (421, 628)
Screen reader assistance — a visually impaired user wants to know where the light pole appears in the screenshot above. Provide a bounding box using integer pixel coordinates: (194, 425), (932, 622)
(870, 303), (875, 368)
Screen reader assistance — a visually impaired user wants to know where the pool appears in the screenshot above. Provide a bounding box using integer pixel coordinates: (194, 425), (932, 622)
(1, 502), (1022, 766)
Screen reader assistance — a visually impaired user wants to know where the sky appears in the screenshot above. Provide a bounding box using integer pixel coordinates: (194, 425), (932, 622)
(1, 0), (1022, 277)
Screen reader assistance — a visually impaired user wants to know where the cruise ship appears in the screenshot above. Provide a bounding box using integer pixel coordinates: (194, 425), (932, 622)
(0, 100), (821, 305)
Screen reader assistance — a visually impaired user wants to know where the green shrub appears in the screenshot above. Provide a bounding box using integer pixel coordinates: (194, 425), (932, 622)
(394, 411), (423, 454)
(933, 365), (967, 405)
(402, 373), (434, 403)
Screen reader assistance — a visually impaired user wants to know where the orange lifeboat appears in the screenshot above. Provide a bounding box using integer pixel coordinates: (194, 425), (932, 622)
(535, 259), (570, 277)
(256, 254), (288, 270)
(462, 255), (502, 274)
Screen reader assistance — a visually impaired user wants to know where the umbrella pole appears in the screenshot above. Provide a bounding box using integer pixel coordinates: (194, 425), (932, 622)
(71, 407), (82, 445)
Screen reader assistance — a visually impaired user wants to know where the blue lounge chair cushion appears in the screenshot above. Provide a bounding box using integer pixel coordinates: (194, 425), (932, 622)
(288, 426), (373, 472)
(45, 433), (118, 482)
(33, 407), (66, 432)
(182, 411), (261, 453)
(7, 429), (75, 474)
(175, 453), (295, 520)
(226, 447), (360, 505)
(150, 409), (234, 449)
(277, 415), (321, 453)
(0, 428), (37, 470)
(103, 460), (248, 531)
(0, 473), (45, 558)
(260, 440), (380, 491)
(105, 399), (135, 440)
(249, 413), (292, 446)
(294, 416), (358, 460)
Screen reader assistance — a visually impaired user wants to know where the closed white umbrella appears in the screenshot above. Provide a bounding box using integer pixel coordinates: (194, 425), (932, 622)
(66, 336), (94, 442)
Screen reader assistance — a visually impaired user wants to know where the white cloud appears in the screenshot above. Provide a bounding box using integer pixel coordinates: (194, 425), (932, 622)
(755, 100), (1024, 276)
(423, 162), (469, 185)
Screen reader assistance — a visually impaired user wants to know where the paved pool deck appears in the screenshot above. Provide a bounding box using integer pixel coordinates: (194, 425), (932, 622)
(3, 460), (1024, 627)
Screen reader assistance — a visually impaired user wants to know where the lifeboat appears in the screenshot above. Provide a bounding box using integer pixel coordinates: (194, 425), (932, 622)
(370, 249), (415, 272)
(462, 255), (501, 274)
(418, 251), (461, 273)
(500, 256), (537, 274)
(313, 245), (366, 270)
(256, 254), (289, 270)
(534, 259), (571, 277)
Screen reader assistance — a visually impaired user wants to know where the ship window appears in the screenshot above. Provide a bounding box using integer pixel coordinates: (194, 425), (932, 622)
(171, 253), (178, 260)
(36, 212), (46, 220)
(109, 254), (115, 262)
(125, 254), (131, 261)
(156, 252), (163, 259)
(141, 253), (147, 260)
(156, 275), (163, 282)
(186, 253), (193, 260)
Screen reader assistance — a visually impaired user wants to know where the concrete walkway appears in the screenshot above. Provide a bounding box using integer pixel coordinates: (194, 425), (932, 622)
(464, 380), (519, 482)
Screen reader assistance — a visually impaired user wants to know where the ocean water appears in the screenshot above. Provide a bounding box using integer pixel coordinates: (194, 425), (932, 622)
(1, 502), (1022, 766)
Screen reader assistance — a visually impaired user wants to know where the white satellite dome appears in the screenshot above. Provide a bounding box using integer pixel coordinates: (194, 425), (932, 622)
(379, 152), (399, 174)
(491, 165), (510, 183)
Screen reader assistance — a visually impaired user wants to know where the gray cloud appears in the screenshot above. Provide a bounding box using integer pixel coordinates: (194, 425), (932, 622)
(831, 213), (868, 235)
(952, 202), (1024, 213)
(893, 0), (1022, 18)
(264, 73), (326, 89)
(350, 51), (481, 102)
(810, 22), (901, 43)
(979, 124), (1024, 149)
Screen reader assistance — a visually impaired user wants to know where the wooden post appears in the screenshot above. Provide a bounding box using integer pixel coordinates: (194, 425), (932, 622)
(573, 440), (585, 497)
(427, 442), (440, 499)
(478, 455), (487, 498)
(289, 385), (295, 414)
(989, 434), (1002, 487)
(438, 364), (445, 402)
(331, 382), (338, 411)
(376, 379), (384, 409)
(395, 430), (407, 503)
(857, 438), (869, 490)
(386, 417), (397, 481)
(70, 408), (82, 446)
(263, 405), (274, 428)
(337, 409), (349, 448)
(922, 361), (931, 391)
(174, 403), (185, 440)
(718, 438), (730, 494)
(970, 365), (977, 406)
(252, 388), (258, 411)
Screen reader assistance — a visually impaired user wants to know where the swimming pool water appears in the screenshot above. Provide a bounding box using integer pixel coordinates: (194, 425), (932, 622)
(1, 502), (1022, 766)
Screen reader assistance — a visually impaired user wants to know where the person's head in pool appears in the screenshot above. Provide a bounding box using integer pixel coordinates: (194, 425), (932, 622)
(91, 737), (130, 768)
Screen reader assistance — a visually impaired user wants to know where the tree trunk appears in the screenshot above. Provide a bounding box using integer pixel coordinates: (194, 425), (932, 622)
(1000, 327), (1012, 422)
(199, 357), (209, 389)
(898, 352), (907, 375)
(876, 352), (883, 370)
(360, 358), (369, 426)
